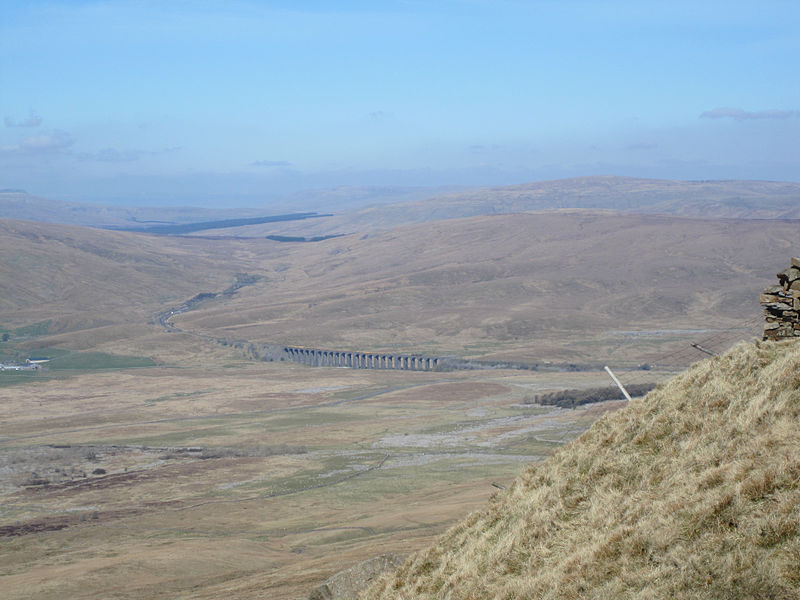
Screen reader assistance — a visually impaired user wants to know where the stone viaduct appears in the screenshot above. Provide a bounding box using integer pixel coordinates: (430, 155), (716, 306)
(283, 346), (441, 371)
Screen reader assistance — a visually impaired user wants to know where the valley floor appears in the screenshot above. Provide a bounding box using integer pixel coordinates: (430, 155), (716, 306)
(0, 360), (662, 599)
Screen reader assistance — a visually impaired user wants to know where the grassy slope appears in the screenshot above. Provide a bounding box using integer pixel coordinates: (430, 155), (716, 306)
(362, 339), (800, 599)
(0, 218), (268, 316)
(0, 218), (299, 358)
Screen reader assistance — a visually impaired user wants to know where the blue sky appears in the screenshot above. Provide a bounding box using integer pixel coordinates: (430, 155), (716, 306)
(1, 0), (798, 206)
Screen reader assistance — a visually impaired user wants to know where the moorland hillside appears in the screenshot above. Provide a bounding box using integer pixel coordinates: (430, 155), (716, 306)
(1, 210), (794, 365)
(362, 339), (800, 599)
(420, 176), (800, 219)
(176, 211), (795, 364)
(0, 219), (285, 346)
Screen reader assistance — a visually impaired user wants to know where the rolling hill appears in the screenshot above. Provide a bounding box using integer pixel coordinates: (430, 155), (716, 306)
(0, 219), (260, 317)
(1, 209), (794, 366)
(0, 218), (289, 360)
(186, 176), (800, 238)
(417, 176), (800, 220)
(174, 210), (795, 365)
(3, 177), (799, 240)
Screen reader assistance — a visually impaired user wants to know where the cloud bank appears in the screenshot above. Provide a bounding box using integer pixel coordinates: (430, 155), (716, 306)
(78, 148), (159, 162)
(4, 111), (43, 128)
(77, 145), (180, 162)
(0, 130), (74, 154)
(251, 160), (292, 167)
(700, 107), (800, 120)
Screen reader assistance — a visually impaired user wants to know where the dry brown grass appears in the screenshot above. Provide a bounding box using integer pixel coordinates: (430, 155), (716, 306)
(362, 339), (800, 599)
(0, 361), (634, 600)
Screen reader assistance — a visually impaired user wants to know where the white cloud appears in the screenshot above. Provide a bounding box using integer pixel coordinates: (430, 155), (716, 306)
(0, 129), (74, 154)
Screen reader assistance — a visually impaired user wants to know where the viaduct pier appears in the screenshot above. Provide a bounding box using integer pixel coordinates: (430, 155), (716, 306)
(282, 346), (441, 371)
(155, 279), (561, 373)
(243, 343), (563, 372)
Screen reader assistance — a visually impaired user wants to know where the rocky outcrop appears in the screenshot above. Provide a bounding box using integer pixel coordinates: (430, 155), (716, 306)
(309, 554), (402, 600)
(761, 257), (800, 340)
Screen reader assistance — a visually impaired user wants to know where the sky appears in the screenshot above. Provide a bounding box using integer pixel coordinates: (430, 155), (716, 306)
(1, 0), (798, 207)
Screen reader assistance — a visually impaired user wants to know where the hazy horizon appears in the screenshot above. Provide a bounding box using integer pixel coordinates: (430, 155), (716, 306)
(2, 1), (799, 208)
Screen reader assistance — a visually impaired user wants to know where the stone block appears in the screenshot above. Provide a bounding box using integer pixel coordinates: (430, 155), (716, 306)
(778, 267), (800, 287)
(764, 302), (792, 315)
(760, 293), (784, 304)
(762, 259), (800, 339)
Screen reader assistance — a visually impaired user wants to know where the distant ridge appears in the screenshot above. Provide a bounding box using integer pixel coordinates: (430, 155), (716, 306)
(200, 176), (800, 238)
(358, 175), (800, 226)
(363, 340), (800, 599)
(2, 177), (799, 236)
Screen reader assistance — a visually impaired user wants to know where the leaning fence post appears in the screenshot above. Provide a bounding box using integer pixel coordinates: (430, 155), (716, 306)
(604, 366), (633, 401)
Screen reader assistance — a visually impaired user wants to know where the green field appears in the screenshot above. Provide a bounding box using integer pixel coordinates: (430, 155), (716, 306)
(46, 351), (156, 371)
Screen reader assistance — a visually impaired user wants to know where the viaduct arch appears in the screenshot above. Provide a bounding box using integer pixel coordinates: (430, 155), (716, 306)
(282, 346), (441, 371)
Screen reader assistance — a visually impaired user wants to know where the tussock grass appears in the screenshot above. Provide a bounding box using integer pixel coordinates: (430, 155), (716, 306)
(362, 340), (800, 599)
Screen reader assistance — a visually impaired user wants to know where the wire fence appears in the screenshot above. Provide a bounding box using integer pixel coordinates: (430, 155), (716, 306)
(613, 313), (765, 389)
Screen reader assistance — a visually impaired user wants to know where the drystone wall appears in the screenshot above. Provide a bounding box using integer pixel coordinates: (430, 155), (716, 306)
(761, 257), (800, 341)
(309, 553), (402, 600)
